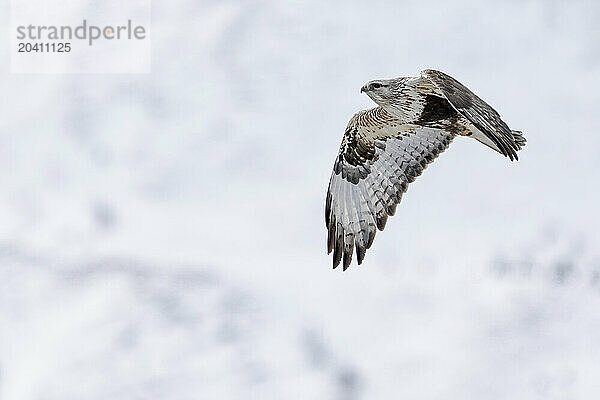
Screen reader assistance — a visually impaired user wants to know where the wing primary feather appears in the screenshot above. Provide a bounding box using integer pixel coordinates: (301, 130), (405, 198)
(325, 185), (332, 228)
(342, 233), (354, 271)
(356, 243), (366, 265)
(333, 221), (343, 269)
(327, 214), (335, 254)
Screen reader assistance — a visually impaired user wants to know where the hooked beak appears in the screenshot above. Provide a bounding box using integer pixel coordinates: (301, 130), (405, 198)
(360, 84), (367, 93)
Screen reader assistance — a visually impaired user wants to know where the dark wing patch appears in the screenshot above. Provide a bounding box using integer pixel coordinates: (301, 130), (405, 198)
(326, 108), (455, 270)
(422, 69), (525, 161)
(417, 94), (458, 124)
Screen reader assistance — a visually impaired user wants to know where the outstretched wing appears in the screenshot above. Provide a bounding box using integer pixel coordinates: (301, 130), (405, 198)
(421, 69), (525, 161)
(325, 107), (455, 270)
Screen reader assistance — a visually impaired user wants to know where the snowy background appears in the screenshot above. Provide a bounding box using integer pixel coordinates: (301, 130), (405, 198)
(2, 0), (600, 398)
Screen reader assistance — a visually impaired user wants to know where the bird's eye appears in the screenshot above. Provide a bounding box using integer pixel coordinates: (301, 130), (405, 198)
(370, 83), (382, 89)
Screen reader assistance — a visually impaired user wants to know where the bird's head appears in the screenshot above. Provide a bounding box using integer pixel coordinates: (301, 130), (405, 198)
(360, 77), (412, 106)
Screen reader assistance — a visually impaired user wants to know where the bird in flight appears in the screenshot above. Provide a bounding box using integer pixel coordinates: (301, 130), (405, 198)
(325, 69), (526, 270)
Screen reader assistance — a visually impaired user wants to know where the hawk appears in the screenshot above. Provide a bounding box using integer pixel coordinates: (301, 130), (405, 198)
(325, 69), (526, 270)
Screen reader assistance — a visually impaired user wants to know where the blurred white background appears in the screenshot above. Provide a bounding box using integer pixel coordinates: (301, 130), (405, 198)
(1, 0), (600, 399)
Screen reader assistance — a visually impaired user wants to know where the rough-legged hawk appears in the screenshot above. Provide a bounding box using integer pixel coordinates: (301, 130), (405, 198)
(325, 69), (526, 270)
